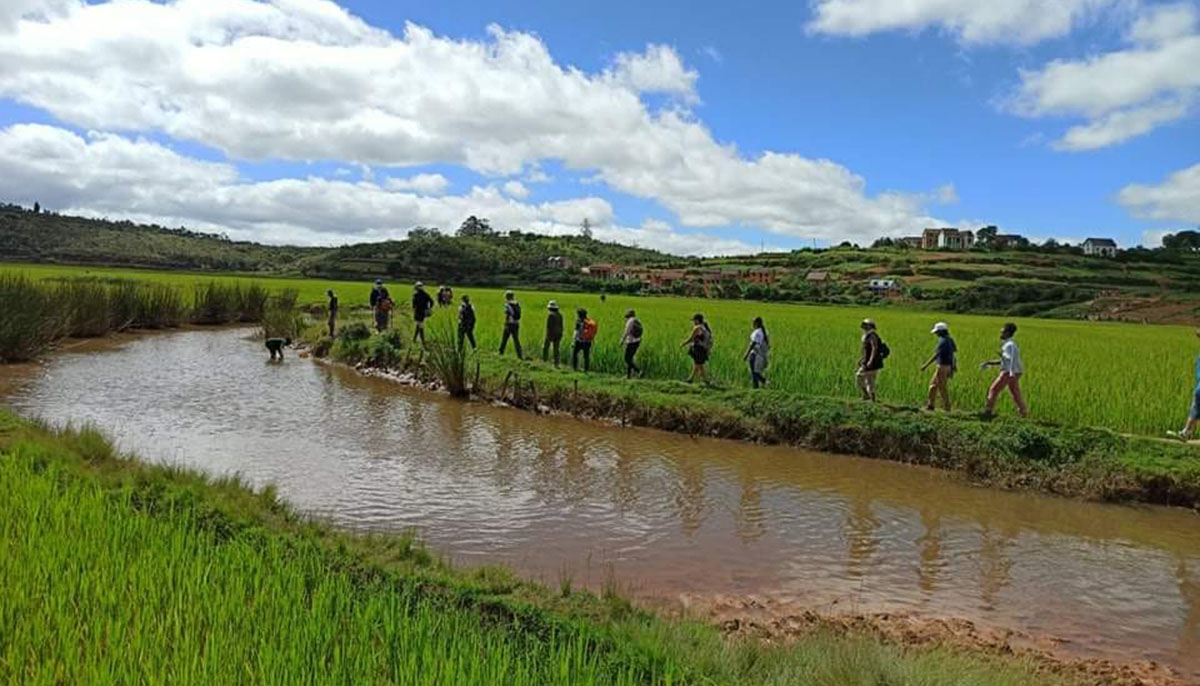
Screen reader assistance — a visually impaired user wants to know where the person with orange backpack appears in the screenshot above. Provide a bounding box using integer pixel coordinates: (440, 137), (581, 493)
(573, 308), (598, 372)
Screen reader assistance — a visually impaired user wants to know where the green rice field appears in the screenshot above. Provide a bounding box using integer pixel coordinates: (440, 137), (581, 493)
(3, 262), (1194, 436)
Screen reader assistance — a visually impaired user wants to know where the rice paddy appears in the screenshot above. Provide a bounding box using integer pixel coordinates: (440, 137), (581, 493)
(2, 262), (1193, 435)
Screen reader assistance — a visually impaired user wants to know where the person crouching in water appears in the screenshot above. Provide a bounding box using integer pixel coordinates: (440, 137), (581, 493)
(457, 295), (477, 350)
(980, 322), (1028, 418)
(1168, 329), (1200, 441)
(921, 321), (956, 411)
(543, 300), (564, 366)
(621, 309), (643, 378)
(742, 317), (769, 388)
(265, 336), (292, 361)
(682, 313), (713, 385)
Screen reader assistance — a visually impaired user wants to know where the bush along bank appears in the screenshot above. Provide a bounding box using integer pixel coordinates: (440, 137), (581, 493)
(0, 410), (1068, 685)
(305, 317), (1200, 510)
(0, 274), (303, 362)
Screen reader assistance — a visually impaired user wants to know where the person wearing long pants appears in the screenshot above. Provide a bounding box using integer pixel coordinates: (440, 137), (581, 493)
(981, 322), (1028, 417)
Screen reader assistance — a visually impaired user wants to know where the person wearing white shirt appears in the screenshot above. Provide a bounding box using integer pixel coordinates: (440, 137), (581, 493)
(980, 322), (1028, 417)
(742, 317), (770, 389)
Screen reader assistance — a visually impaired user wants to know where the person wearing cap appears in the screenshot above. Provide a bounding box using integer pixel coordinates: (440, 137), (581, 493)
(543, 300), (564, 366)
(621, 309), (644, 378)
(920, 321), (957, 411)
(457, 294), (477, 350)
(411, 282), (434, 344)
(369, 279), (391, 332)
(856, 318), (884, 401)
(499, 290), (523, 359)
(980, 322), (1028, 418)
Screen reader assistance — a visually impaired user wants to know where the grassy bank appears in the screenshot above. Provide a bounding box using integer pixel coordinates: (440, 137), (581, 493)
(0, 274), (302, 362)
(0, 410), (1065, 685)
(310, 314), (1200, 510)
(4, 261), (1196, 435)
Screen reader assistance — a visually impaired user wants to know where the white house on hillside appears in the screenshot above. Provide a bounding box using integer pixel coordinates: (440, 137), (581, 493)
(1082, 238), (1118, 258)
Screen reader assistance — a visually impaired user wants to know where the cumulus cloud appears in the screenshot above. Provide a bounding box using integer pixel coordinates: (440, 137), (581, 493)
(806, 0), (1125, 45)
(501, 180), (529, 199)
(384, 173), (449, 195)
(0, 0), (939, 244)
(1118, 163), (1200, 224)
(1010, 2), (1200, 150)
(0, 123), (762, 255)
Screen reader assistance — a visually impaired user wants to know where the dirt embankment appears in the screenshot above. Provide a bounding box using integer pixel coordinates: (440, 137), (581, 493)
(689, 595), (1189, 686)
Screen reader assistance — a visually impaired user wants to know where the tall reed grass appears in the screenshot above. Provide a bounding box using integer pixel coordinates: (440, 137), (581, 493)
(424, 317), (471, 397)
(0, 276), (300, 363)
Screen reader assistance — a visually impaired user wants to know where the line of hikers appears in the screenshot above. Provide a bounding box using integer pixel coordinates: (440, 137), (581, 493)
(352, 279), (1031, 417)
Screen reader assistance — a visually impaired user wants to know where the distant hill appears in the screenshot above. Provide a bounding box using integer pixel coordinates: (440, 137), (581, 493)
(5, 203), (1200, 323)
(0, 204), (321, 272)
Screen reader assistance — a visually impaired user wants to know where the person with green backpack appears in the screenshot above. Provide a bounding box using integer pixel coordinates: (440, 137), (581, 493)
(856, 318), (888, 401)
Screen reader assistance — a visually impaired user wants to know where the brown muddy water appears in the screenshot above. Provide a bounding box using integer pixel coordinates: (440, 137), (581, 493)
(3, 327), (1199, 676)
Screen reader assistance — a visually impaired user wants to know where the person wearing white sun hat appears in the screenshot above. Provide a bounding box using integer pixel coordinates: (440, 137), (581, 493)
(920, 321), (957, 411)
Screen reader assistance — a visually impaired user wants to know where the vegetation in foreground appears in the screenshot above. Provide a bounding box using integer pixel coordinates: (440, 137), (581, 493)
(4, 262), (1198, 435)
(0, 411), (1065, 685)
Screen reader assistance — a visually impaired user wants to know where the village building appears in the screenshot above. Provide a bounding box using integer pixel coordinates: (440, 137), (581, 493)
(546, 255), (574, 269)
(1082, 238), (1118, 258)
(899, 236), (923, 249)
(582, 263), (618, 279)
(921, 227), (975, 250)
(867, 278), (900, 295)
(805, 270), (832, 283)
(990, 234), (1025, 249)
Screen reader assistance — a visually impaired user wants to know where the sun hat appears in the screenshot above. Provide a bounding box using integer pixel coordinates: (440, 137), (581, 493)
(374, 278), (383, 285)
(548, 300), (559, 310)
(415, 281), (424, 288)
(861, 318), (876, 328)
(931, 321), (949, 333)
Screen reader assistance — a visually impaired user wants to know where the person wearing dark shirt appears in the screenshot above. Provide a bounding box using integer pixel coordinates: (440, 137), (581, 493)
(369, 279), (391, 332)
(326, 289), (338, 337)
(856, 318), (884, 401)
(265, 337), (291, 361)
(411, 282), (434, 344)
(920, 321), (957, 411)
(543, 300), (564, 366)
(499, 291), (523, 359)
(457, 295), (477, 350)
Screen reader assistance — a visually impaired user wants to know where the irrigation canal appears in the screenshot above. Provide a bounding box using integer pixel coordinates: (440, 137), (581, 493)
(2, 327), (1198, 676)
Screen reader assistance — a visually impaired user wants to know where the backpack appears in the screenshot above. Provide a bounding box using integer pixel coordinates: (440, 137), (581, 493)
(629, 318), (643, 339)
(878, 340), (890, 359)
(581, 318), (598, 341)
(700, 324), (713, 351)
(508, 302), (522, 322)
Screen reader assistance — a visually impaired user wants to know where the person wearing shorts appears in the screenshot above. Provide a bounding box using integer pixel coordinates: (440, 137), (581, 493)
(921, 321), (956, 411)
(681, 313), (712, 385)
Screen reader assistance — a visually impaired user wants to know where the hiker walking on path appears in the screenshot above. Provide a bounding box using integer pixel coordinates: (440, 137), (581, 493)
(921, 322), (957, 411)
(411, 282), (434, 344)
(743, 317), (769, 389)
(265, 336), (291, 361)
(856, 318), (886, 401)
(1168, 329), (1200, 440)
(621, 309), (643, 378)
(369, 279), (391, 332)
(499, 291), (523, 359)
(573, 308), (597, 372)
(981, 322), (1028, 418)
(543, 300), (564, 366)
(326, 289), (338, 338)
(457, 295), (477, 350)
(682, 313), (713, 385)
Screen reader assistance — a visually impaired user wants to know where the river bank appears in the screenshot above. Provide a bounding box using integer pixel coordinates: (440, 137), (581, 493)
(0, 409), (1079, 685)
(304, 321), (1200, 510)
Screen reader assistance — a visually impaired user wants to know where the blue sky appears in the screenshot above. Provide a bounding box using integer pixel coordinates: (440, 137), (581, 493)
(0, 0), (1196, 253)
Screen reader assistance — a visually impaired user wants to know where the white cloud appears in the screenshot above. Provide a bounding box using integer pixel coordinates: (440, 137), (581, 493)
(501, 180), (529, 199)
(0, 0), (940, 244)
(1118, 163), (1200, 224)
(0, 123), (763, 255)
(384, 173), (449, 195)
(607, 43), (698, 101)
(807, 0), (1126, 45)
(1010, 2), (1200, 149)
(934, 183), (958, 204)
